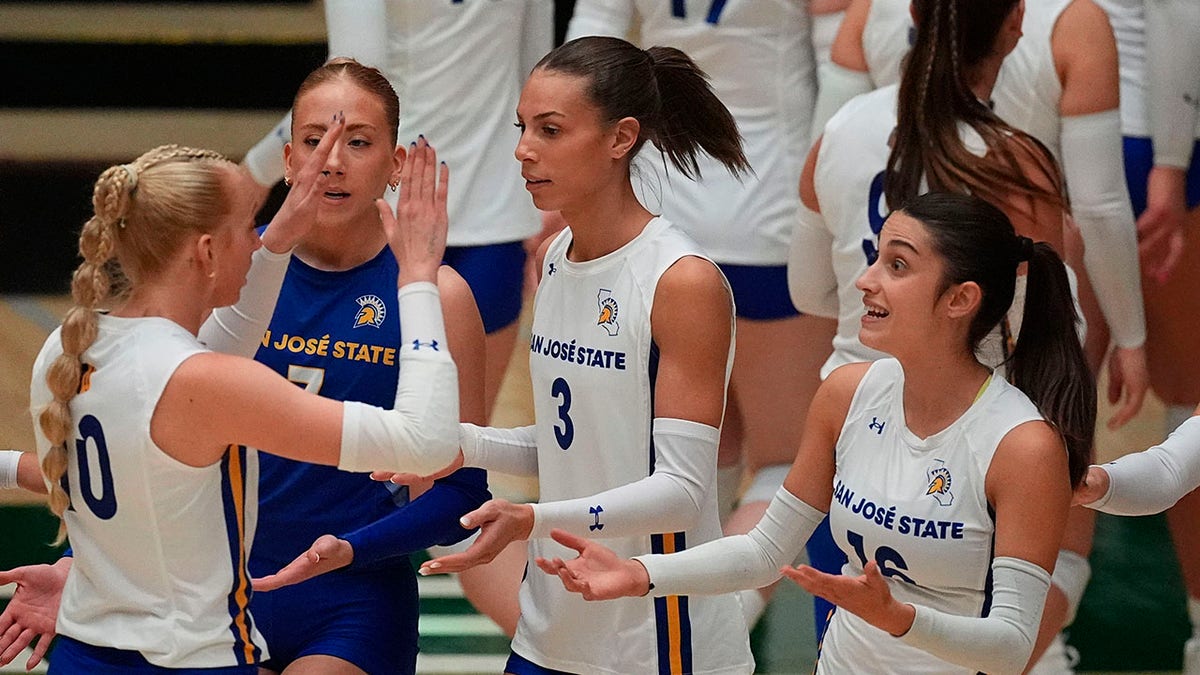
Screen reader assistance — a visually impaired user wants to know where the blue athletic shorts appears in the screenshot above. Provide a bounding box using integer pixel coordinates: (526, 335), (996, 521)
(253, 566), (418, 675)
(1122, 136), (1200, 217)
(504, 650), (576, 675)
(49, 636), (258, 675)
(715, 263), (801, 320)
(443, 241), (527, 334)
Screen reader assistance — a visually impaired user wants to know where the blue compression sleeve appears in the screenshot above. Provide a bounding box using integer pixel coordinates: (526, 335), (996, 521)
(341, 467), (490, 571)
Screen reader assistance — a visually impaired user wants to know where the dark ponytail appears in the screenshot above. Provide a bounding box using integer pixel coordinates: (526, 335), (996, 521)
(1009, 243), (1096, 487)
(536, 36), (749, 179)
(887, 0), (1065, 217)
(902, 192), (1095, 488)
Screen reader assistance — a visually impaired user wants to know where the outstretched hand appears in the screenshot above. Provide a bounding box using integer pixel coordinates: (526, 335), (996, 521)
(260, 111), (346, 253)
(251, 534), (353, 593)
(534, 529), (651, 601)
(378, 136), (450, 287)
(783, 561), (915, 637)
(1136, 166), (1188, 284)
(1072, 466), (1110, 507)
(418, 499), (531, 576)
(0, 559), (69, 670)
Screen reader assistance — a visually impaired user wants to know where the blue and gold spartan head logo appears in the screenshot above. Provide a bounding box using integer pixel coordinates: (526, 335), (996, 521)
(354, 294), (387, 329)
(925, 459), (954, 507)
(596, 288), (619, 336)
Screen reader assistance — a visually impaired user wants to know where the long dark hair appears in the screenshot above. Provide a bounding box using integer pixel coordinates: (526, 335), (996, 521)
(536, 36), (749, 180)
(886, 0), (1066, 218)
(902, 192), (1095, 487)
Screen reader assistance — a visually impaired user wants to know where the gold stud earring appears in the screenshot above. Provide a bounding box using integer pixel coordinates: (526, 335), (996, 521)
(283, 176), (292, 187)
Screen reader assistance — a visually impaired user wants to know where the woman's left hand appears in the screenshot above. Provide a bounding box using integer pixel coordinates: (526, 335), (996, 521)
(783, 561), (915, 637)
(251, 534), (353, 592)
(419, 499), (533, 575)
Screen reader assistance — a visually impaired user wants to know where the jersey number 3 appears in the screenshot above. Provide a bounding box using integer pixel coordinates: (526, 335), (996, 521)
(551, 377), (574, 450)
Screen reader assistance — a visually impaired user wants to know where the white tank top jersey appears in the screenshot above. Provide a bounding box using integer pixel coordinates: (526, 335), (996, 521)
(862, 0), (912, 87)
(817, 358), (1044, 674)
(28, 316), (265, 669)
(993, 0), (1074, 162)
(568, 0), (814, 265)
(1093, 0), (1149, 136)
(383, 0), (546, 246)
(513, 217), (752, 674)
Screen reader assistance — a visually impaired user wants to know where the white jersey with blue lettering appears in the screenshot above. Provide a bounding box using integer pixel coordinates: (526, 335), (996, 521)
(513, 217), (752, 674)
(817, 358), (1043, 674)
(1094, 0), (1149, 136)
(29, 316), (265, 668)
(567, 0), (814, 265)
(383, 0), (547, 245)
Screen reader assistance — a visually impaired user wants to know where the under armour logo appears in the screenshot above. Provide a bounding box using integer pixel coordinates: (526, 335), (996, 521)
(548, 262), (557, 276)
(411, 339), (439, 351)
(868, 417), (886, 435)
(589, 505), (604, 531)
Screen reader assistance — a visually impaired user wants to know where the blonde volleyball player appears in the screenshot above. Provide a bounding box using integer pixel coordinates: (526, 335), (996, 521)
(540, 191), (1096, 675)
(20, 125), (462, 672)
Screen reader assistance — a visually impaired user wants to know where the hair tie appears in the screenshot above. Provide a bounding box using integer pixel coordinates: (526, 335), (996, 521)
(1017, 235), (1034, 262)
(120, 164), (139, 190)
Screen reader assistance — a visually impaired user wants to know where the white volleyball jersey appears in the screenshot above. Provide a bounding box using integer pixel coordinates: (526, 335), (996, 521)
(816, 358), (1043, 674)
(29, 316), (264, 668)
(383, 0), (547, 245)
(513, 217), (752, 674)
(812, 85), (900, 377)
(993, 0), (1074, 162)
(568, 0), (815, 265)
(862, 0), (912, 87)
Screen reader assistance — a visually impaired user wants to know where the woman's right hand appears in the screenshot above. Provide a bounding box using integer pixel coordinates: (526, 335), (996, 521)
(378, 137), (450, 287)
(534, 529), (652, 601)
(259, 112), (346, 253)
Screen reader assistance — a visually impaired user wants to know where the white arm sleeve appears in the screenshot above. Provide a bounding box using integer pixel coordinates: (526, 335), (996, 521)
(1146, 0), (1200, 169)
(634, 487), (826, 597)
(788, 203), (840, 318)
(565, 0), (636, 40)
(0, 450), (20, 490)
(811, 62), (875, 141)
(198, 246), (291, 358)
(1086, 415), (1200, 515)
(900, 556), (1051, 675)
(242, 0), (388, 187)
(1060, 110), (1146, 349)
(521, 0), (555, 76)
(338, 283), (459, 474)
(460, 423), (539, 477)
(1051, 549), (1091, 625)
(529, 418), (716, 539)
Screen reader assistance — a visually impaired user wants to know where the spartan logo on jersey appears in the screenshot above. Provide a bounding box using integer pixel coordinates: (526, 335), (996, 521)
(925, 459), (954, 507)
(354, 294), (386, 329)
(597, 289), (619, 336)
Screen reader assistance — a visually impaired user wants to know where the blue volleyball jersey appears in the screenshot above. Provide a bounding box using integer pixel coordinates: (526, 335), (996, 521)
(249, 244), (410, 574)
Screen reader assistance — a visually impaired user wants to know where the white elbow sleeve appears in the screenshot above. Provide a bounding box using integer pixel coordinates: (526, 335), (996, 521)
(901, 556), (1051, 675)
(1052, 549), (1091, 625)
(460, 423), (539, 477)
(199, 245), (292, 358)
(337, 283), (459, 474)
(1091, 415), (1200, 515)
(635, 487), (825, 597)
(528, 418), (717, 539)
(788, 204), (839, 318)
(1061, 110), (1146, 349)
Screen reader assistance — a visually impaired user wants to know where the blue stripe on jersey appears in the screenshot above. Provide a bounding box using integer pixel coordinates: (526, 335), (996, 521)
(651, 532), (693, 675)
(220, 445), (260, 665)
(647, 340), (661, 474)
(812, 606), (837, 674)
(974, 506), (998, 675)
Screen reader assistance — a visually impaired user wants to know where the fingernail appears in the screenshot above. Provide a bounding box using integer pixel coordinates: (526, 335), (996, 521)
(419, 134), (425, 140)
(411, 141), (417, 148)
(418, 567), (430, 576)
(460, 517), (471, 527)
(441, 161), (446, 166)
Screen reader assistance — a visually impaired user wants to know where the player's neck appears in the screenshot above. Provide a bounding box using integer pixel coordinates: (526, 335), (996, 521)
(560, 180), (654, 262)
(898, 350), (991, 439)
(293, 222), (388, 272)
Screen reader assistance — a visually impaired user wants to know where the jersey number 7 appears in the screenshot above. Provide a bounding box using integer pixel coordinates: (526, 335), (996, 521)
(671, 0), (730, 25)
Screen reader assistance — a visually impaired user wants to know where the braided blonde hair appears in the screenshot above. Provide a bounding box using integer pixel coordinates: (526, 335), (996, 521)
(39, 145), (232, 539)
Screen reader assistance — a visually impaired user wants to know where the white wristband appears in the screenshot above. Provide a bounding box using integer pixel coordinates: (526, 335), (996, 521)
(0, 450), (21, 490)
(397, 281), (448, 354)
